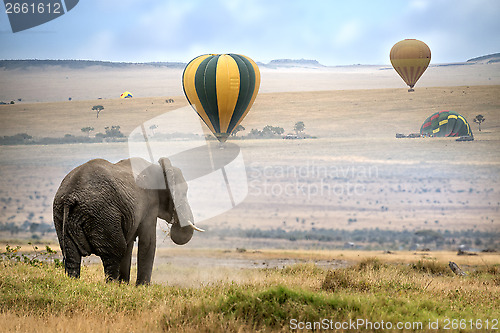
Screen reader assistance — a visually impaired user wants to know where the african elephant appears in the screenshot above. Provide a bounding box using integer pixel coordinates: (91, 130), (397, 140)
(53, 157), (203, 285)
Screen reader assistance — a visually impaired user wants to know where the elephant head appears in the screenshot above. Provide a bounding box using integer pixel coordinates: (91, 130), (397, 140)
(158, 157), (204, 245)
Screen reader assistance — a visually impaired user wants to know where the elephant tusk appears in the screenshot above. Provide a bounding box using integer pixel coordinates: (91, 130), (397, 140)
(187, 220), (205, 232)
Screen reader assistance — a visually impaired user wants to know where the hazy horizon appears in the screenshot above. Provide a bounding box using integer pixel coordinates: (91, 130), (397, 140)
(1, 52), (498, 67)
(1, 1), (500, 66)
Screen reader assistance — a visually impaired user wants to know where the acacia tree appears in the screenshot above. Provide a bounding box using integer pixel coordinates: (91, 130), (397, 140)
(81, 127), (94, 137)
(92, 105), (104, 118)
(104, 125), (124, 138)
(473, 114), (485, 131)
(262, 125), (284, 136)
(231, 124), (245, 136)
(294, 121), (305, 136)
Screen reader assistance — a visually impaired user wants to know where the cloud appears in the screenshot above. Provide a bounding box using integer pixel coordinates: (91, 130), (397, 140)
(136, 2), (196, 42)
(76, 30), (116, 61)
(2, 0), (499, 65)
(221, 0), (268, 24)
(408, 0), (430, 11)
(333, 20), (363, 46)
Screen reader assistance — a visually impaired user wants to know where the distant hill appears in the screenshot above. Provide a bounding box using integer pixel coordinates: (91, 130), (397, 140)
(0, 59), (186, 70)
(466, 53), (500, 64)
(0, 58), (327, 70)
(1, 54), (498, 70)
(263, 59), (324, 69)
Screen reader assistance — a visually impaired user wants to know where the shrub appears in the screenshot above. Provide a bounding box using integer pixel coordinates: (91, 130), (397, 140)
(0, 244), (62, 268)
(356, 257), (385, 271)
(322, 268), (371, 292)
(410, 260), (451, 276)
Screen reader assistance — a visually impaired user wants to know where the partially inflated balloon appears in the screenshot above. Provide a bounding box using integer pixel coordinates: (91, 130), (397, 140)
(120, 91), (133, 98)
(390, 39), (431, 91)
(182, 54), (260, 142)
(420, 110), (473, 137)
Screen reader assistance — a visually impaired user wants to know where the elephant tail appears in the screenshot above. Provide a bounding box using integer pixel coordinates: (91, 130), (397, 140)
(62, 202), (92, 258)
(61, 204), (69, 259)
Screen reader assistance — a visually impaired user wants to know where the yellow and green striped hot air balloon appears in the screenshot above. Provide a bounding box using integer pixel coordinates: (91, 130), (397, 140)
(390, 39), (431, 92)
(182, 54), (260, 142)
(120, 91), (133, 98)
(420, 110), (473, 138)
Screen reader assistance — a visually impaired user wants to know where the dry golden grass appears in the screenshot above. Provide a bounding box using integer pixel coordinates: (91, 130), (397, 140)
(0, 96), (188, 137)
(2, 85), (499, 140)
(0, 311), (155, 333)
(1, 248), (499, 332)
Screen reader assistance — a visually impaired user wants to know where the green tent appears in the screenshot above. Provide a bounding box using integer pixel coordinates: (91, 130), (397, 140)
(420, 110), (472, 137)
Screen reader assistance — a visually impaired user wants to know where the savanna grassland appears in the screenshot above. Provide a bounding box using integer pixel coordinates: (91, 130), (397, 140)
(1, 246), (499, 332)
(1, 85), (499, 238)
(0, 86), (500, 236)
(1, 62), (500, 331)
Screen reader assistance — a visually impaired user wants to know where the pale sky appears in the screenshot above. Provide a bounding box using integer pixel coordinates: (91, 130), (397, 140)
(0, 0), (499, 65)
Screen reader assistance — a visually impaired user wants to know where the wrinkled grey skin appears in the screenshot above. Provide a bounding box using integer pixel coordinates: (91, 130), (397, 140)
(53, 157), (196, 285)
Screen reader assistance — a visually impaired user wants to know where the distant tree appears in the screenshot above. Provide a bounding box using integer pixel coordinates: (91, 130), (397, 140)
(415, 229), (443, 246)
(3, 222), (20, 235)
(473, 114), (485, 131)
(294, 121), (305, 136)
(262, 125), (284, 137)
(16, 133), (32, 140)
(104, 125), (124, 138)
(231, 124), (245, 136)
(272, 126), (284, 135)
(262, 126), (273, 137)
(29, 222), (40, 233)
(249, 128), (262, 137)
(246, 125), (286, 138)
(0, 133), (33, 145)
(92, 105), (104, 118)
(81, 126), (94, 137)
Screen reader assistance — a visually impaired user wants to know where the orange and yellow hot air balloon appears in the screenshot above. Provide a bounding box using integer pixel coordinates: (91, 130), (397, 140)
(390, 39), (431, 92)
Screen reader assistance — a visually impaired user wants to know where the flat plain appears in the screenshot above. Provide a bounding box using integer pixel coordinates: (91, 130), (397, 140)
(1, 61), (500, 332)
(1, 79), (499, 237)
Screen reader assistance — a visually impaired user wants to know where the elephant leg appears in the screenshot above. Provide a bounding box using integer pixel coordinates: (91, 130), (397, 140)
(64, 237), (82, 278)
(84, 214), (127, 283)
(118, 241), (135, 283)
(136, 223), (156, 285)
(101, 255), (122, 282)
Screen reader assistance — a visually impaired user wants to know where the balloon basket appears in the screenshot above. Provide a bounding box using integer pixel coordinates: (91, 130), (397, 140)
(408, 88), (415, 92)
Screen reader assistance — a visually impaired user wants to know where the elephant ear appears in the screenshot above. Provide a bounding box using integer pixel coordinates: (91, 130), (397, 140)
(158, 158), (177, 203)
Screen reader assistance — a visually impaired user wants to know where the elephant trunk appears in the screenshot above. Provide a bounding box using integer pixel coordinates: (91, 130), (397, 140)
(170, 222), (194, 245)
(170, 199), (201, 245)
(158, 157), (204, 245)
